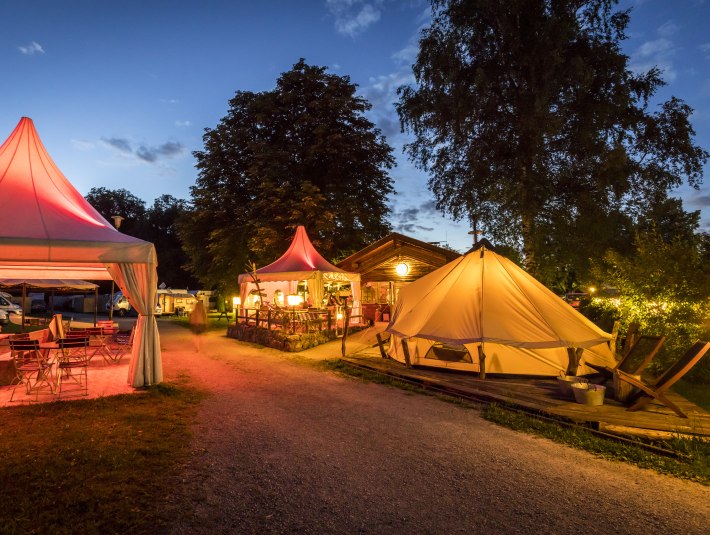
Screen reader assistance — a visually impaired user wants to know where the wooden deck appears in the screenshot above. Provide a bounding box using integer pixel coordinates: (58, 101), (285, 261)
(342, 352), (710, 439)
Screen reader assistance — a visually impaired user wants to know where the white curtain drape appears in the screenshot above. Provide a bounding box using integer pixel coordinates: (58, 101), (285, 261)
(106, 261), (162, 387)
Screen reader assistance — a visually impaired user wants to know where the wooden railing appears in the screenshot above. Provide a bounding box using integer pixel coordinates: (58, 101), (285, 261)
(235, 307), (338, 334)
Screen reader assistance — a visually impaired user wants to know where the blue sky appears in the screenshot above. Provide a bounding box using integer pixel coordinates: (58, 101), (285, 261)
(2, 0), (709, 254)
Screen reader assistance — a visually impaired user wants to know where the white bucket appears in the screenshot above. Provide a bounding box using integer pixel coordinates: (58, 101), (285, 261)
(557, 374), (588, 398)
(571, 383), (606, 406)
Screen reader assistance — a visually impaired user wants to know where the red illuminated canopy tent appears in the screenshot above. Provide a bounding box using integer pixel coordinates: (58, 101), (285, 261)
(238, 226), (360, 309)
(0, 117), (162, 387)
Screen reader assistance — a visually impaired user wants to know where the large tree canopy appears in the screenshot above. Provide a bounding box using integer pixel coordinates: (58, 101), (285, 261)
(181, 59), (395, 291)
(397, 0), (707, 285)
(86, 188), (197, 288)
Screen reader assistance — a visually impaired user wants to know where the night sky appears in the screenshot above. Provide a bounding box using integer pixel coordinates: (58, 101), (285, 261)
(2, 0), (709, 253)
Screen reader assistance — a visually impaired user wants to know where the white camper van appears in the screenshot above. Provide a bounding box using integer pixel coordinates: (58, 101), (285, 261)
(156, 289), (198, 316)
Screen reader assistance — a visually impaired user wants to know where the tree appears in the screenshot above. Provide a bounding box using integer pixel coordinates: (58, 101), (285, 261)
(144, 195), (199, 289)
(181, 59), (395, 291)
(587, 229), (710, 378)
(85, 188), (196, 288)
(397, 0), (707, 282)
(85, 187), (147, 237)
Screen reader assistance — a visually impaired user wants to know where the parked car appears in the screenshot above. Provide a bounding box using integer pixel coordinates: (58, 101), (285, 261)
(31, 299), (47, 314)
(0, 292), (22, 317)
(106, 292), (162, 316)
(0, 309), (8, 325)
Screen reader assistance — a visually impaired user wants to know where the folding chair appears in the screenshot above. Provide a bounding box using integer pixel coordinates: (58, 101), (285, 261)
(55, 337), (90, 398)
(586, 335), (665, 379)
(615, 340), (710, 418)
(9, 339), (54, 401)
(106, 325), (136, 364)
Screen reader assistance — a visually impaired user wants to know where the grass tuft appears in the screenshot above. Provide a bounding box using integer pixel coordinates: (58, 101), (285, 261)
(0, 380), (205, 534)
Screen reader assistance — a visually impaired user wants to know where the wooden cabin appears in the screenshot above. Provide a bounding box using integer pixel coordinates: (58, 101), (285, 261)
(337, 233), (461, 323)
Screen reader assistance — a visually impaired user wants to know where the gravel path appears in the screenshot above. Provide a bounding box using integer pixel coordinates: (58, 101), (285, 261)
(159, 323), (710, 534)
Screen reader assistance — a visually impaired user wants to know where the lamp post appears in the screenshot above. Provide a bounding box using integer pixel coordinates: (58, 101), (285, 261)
(108, 215), (124, 322)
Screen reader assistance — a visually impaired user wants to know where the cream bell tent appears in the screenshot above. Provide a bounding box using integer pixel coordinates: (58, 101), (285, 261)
(238, 226), (360, 311)
(0, 117), (162, 387)
(386, 240), (616, 376)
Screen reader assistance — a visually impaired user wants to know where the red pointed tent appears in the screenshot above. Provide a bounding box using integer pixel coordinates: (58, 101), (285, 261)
(238, 226), (360, 307)
(0, 117), (162, 387)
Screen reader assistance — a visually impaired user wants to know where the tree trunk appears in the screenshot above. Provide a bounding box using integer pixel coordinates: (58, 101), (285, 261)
(521, 211), (537, 276)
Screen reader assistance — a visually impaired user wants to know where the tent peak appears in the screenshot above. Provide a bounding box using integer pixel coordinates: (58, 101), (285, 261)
(465, 238), (496, 254)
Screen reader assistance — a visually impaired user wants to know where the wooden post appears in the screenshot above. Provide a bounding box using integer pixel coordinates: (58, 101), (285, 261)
(401, 338), (412, 367)
(375, 333), (388, 359)
(566, 347), (583, 376)
(327, 311), (332, 333)
(267, 310), (271, 330)
(341, 302), (352, 358)
(477, 346), (486, 379)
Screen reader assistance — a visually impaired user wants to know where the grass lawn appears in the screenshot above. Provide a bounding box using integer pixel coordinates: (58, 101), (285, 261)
(166, 314), (232, 332)
(484, 404), (710, 485)
(0, 321), (50, 334)
(0, 377), (204, 534)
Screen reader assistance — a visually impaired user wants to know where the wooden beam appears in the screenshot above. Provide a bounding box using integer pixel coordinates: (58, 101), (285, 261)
(477, 346), (486, 379)
(401, 338), (412, 367)
(375, 333), (388, 359)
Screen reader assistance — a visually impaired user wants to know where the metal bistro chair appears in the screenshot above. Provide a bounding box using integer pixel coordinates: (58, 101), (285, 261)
(55, 337), (90, 398)
(106, 325), (136, 364)
(9, 339), (54, 401)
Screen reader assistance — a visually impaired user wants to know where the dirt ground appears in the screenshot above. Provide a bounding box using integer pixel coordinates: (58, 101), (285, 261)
(158, 322), (710, 534)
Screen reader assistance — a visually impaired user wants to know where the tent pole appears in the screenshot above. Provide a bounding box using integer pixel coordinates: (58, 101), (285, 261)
(21, 283), (26, 333)
(94, 287), (98, 327)
(109, 280), (115, 321)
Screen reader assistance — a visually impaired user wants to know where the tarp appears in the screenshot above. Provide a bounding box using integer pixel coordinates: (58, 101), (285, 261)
(238, 226), (360, 308)
(386, 241), (616, 376)
(0, 117), (161, 387)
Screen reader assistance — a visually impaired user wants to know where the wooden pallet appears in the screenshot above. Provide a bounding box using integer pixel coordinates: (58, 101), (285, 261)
(342, 353), (710, 438)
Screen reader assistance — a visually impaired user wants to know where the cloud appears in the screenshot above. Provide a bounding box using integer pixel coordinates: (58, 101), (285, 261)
(392, 42), (419, 66)
(657, 20), (679, 37)
(18, 41), (45, 55)
(101, 137), (185, 163)
(326, 0), (382, 37)
(136, 141), (184, 162)
(360, 69), (415, 137)
(102, 137), (133, 154)
(161, 98), (180, 104)
(175, 120), (191, 127)
(688, 192), (710, 209)
(71, 139), (94, 151)
(700, 43), (710, 59)
(390, 201), (439, 234)
(630, 22), (681, 81)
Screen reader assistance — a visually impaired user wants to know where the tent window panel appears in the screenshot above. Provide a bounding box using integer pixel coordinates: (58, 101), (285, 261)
(424, 344), (472, 363)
